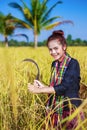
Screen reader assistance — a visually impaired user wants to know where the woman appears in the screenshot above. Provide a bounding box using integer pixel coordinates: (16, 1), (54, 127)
(28, 30), (84, 129)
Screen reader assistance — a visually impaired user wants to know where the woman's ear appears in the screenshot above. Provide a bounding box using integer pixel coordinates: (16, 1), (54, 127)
(63, 45), (66, 51)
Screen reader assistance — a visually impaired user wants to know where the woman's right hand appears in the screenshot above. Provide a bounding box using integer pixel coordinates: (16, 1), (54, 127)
(34, 80), (44, 88)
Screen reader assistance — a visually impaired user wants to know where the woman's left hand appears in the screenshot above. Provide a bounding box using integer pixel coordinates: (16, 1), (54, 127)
(28, 83), (40, 93)
(34, 80), (44, 88)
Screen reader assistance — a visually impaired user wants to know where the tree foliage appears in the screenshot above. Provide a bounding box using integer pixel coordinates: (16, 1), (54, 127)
(0, 12), (16, 47)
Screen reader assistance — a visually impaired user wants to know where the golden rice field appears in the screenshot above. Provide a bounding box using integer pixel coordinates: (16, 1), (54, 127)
(0, 46), (87, 130)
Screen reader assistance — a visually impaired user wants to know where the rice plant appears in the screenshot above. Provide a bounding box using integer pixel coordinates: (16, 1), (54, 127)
(0, 47), (87, 130)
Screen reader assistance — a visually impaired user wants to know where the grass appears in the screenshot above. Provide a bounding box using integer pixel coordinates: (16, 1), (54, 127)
(0, 46), (87, 130)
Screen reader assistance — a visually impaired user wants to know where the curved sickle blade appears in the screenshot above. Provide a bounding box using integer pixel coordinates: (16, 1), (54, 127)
(22, 58), (40, 80)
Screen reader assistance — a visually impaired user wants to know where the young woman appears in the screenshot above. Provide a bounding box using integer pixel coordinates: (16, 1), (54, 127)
(28, 30), (84, 129)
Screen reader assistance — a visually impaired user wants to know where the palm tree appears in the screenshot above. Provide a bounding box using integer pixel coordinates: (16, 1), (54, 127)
(9, 0), (73, 47)
(0, 12), (16, 47)
(0, 12), (29, 47)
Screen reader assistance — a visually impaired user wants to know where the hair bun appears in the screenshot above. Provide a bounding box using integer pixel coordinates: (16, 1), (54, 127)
(53, 30), (64, 36)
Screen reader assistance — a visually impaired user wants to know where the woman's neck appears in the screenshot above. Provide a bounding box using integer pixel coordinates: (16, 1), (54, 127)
(58, 53), (66, 62)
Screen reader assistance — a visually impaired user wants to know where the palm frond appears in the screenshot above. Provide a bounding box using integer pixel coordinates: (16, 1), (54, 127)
(17, 21), (32, 29)
(59, 20), (74, 25)
(42, 1), (62, 22)
(41, 16), (61, 27)
(44, 22), (59, 30)
(44, 20), (73, 30)
(23, 8), (32, 20)
(36, 0), (48, 21)
(20, 0), (32, 19)
(8, 2), (23, 11)
(9, 16), (32, 29)
(12, 33), (29, 42)
(5, 13), (14, 21)
(20, 0), (28, 8)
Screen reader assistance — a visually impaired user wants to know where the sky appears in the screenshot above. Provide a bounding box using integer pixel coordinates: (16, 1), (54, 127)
(0, 0), (87, 42)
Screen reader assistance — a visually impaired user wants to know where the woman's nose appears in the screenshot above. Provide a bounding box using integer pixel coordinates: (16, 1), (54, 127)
(51, 49), (56, 54)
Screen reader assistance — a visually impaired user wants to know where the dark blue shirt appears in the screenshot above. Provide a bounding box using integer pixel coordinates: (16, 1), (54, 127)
(54, 58), (81, 107)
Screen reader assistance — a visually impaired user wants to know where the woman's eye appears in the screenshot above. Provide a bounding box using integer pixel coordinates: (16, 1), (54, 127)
(49, 49), (52, 51)
(54, 47), (58, 50)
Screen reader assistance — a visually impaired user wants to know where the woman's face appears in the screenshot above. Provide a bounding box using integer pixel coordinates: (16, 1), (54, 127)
(48, 39), (66, 61)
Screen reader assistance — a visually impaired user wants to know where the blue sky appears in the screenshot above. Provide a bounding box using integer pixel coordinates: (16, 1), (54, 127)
(0, 0), (87, 42)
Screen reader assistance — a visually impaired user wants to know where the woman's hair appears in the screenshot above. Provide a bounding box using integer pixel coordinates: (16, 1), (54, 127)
(47, 30), (67, 46)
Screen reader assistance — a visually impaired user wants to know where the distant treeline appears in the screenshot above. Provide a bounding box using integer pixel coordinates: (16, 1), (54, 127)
(0, 34), (87, 47)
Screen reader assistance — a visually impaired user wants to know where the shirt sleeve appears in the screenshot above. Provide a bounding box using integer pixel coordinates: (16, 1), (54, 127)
(54, 58), (81, 96)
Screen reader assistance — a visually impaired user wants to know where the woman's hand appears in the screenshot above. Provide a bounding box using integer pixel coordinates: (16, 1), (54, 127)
(28, 80), (45, 94)
(28, 83), (40, 93)
(28, 82), (55, 94)
(34, 80), (45, 88)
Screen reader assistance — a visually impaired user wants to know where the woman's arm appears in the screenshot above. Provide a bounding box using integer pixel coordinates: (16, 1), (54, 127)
(28, 83), (55, 94)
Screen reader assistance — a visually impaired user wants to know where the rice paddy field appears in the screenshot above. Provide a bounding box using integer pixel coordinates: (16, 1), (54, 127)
(0, 46), (87, 130)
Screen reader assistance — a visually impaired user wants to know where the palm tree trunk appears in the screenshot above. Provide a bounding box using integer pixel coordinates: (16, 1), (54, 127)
(5, 36), (8, 47)
(34, 32), (38, 48)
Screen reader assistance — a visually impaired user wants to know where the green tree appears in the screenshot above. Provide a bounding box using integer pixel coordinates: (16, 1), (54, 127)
(83, 40), (87, 46)
(0, 12), (29, 47)
(0, 12), (16, 47)
(75, 38), (82, 46)
(9, 0), (73, 47)
(66, 34), (73, 46)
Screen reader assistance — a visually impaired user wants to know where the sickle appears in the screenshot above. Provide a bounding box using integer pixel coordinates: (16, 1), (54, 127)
(22, 58), (40, 80)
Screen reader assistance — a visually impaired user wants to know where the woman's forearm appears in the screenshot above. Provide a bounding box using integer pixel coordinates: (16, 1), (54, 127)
(37, 86), (55, 94)
(28, 83), (55, 94)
